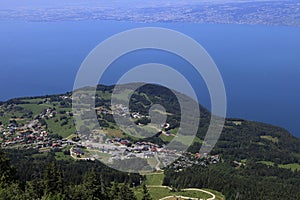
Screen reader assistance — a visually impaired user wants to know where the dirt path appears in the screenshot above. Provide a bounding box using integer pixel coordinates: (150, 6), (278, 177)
(154, 154), (162, 171)
(147, 185), (216, 200)
(159, 195), (199, 200)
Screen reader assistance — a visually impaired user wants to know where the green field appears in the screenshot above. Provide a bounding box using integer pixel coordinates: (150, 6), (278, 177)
(0, 99), (75, 139)
(134, 186), (212, 200)
(55, 151), (72, 161)
(148, 187), (212, 200)
(203, 188), (226, 200)
(135, 173), (224, 200)
(45, 115), (75, 138)
(89, 151), (111, 163)
(260, 135), (279, 143)
(96, 91), (112, 101)
(279, 163), (300, 171)
(144, 173), (164, 185)
(258, 161), (300, 172)
(19, 103), (51, 116)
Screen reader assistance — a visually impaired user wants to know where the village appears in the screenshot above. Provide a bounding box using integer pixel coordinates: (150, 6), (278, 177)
(0, 116), (221, 171)
(0, 106), (72, 150)
(80, 135), (222, 171)
(0, 100), (221, 171)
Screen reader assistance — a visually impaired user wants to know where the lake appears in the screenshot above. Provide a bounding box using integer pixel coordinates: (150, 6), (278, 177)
(0, 20), (299, 137)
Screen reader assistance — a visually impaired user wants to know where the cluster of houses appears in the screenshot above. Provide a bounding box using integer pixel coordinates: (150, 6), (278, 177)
(41, 108), (57, 119)
(0, 117), (70, 150)
(112, 104), (129, 116)
(1, 116), (222, 170)
(89, 138), (162, 161)
(70, 145), (95, 161)
(84, 136), (222, 171)
(96, 105), (149, 120)
(109, 104), (147, 118)
(96, 107), (112, 115)
(82, 135), (223, 172)
(84, 136), (180, 167)
(1, 100), (223, 171)
(60, 95), (71, 100)
(130, 112), (148, 119)
(171, 152), (221, 171)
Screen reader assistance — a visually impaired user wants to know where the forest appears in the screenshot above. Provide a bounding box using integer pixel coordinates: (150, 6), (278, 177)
(164, 161), (300, 199)
(0, 149), (148, 200)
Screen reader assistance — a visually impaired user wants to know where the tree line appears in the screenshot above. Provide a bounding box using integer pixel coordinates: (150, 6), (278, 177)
(163, 161), (300, 199)
(0, 149), (153, 200)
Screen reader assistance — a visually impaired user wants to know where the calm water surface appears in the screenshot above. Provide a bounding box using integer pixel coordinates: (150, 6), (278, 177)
(0, 20), (299, 137)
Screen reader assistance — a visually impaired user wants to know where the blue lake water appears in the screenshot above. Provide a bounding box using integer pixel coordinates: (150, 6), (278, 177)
(0, 20), (299, 137)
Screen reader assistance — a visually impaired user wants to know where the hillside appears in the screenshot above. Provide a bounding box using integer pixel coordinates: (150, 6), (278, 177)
(0, 83), (300, 199)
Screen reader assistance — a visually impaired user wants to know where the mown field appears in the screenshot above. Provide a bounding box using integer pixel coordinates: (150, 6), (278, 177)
(134, 173), (224, 200)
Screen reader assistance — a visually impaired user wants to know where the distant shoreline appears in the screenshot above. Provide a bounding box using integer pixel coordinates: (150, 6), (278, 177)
(1, 0), (300, 27)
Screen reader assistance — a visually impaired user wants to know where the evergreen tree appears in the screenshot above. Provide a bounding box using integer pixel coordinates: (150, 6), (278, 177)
(0, 150), (17, 188)
(0, 151), (23, 199)
(43, 162), (65, 198)
(119, 184), (137, 200)
(142, 184), (152, 200)
(0, 183), (24, 200)
(110, 182), (120, 200)
(67, 184), (87, 200)
(25, 179), (44, 199)
(82, 169), (108, 199)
